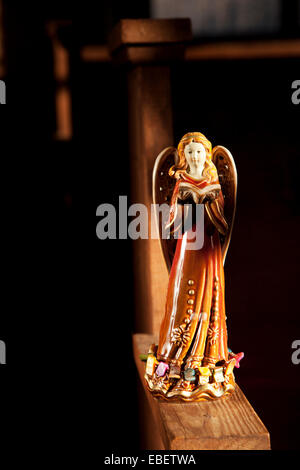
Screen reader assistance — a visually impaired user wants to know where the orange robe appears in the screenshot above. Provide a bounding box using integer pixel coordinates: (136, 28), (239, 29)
(157, 175), (229, 369)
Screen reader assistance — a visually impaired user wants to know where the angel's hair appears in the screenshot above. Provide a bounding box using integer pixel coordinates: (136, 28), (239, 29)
(170, 132), (218, 183)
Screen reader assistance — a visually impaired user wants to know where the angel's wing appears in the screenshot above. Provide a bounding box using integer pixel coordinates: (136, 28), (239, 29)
(212, 145), (237, 265)
(152, 146), (178, 272)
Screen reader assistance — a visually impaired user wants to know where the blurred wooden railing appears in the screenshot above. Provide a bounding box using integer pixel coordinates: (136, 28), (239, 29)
(47, 15), (300, 142)
(81, 38), (300, 63)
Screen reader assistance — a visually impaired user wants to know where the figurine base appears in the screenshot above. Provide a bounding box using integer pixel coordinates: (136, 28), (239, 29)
(145, 373), (235, 402)
(134, 333), (271, 450)
(144, 342), (238, 401)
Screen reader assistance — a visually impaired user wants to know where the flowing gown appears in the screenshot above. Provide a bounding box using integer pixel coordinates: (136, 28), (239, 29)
(157, 174), (229, 370)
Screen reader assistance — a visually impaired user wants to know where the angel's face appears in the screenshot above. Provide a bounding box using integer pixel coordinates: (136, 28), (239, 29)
(184, 142), (206, 172)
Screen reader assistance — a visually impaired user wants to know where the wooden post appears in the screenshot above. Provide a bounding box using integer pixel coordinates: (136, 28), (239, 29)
(109, 19), (192, 335)
(47, 21), (73, 141)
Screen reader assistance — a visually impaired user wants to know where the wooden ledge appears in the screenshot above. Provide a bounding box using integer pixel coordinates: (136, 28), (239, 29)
(133, 333), (271, 450)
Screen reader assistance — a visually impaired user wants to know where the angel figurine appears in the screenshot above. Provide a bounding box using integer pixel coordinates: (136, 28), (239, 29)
(145, 131), (243, 401)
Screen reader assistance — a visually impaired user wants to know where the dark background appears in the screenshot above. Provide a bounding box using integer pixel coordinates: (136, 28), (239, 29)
(0, 0), (299, 453)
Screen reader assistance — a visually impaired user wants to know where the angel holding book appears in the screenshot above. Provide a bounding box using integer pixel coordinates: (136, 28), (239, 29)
(146, 132), (243, 401)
